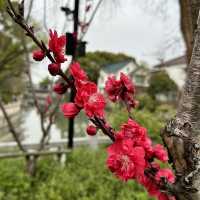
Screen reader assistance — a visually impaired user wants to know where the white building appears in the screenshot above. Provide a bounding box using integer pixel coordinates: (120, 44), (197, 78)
(98, 59), (149, 92)
(152, 55), (187, 102)
(153, 56), (186, 89)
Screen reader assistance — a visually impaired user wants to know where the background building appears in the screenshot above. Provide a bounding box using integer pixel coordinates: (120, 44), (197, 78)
(151, 55), (186, 103)
(98, 59), (149, 92)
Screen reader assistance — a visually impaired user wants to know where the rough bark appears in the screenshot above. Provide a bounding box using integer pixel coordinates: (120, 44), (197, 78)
(162, 10), (200, 200)
(179, 0), (200, 63)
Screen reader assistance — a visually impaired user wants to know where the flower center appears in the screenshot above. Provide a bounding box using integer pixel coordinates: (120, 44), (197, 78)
(89, 94), (97, 104)
(121, 155), (131, 171)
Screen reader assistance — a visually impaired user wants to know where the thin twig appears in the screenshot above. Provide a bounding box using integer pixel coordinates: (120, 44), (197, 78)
(91, 117), (115, 141)
(0, 99), (26, 152)
(22, 38), (42, 114)
(26, 0), (34, 22)
(80, 0), (104, 40)
(38, 98), (61, 151)
(6, 0), (115, 144)
(7, 0), (55, 63)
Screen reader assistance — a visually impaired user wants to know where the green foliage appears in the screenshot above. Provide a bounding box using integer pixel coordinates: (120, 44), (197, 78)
(78, 51), (135, 83)
(107, 98), (176, 144)
(0, 2), (28, 103)
(155, 104), (176, 122)
(148, 71), (178, 99)
(39, 77), (52, 89)
(0, 159), (31, 200)
(0, 0), (4, 8)
(134, 110), (164, 143)
(136, 94), (156, 112)
(0, 148), (154, 200)
(107, 104), (167, 143)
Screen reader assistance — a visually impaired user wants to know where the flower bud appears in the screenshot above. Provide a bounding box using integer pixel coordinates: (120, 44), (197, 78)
(45, 95), (52, 105)
(32, 50), (45, 61)
(48, 63), (61, 76)
(53, 83), (68, 95)
(61, 103), (80, 118)
(55, 53), (67, 63)
(86, 125), (97, 136)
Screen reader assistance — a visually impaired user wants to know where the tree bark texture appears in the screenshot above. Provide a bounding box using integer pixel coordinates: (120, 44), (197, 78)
(179, 0), (200, 63)
(162, 10), (200, 200)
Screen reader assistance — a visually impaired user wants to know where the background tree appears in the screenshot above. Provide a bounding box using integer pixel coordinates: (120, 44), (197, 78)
(0, 2), (28, 103)
(78, 51), (135, 83)
(0, 1), (62, 176)
(148, 71), (178, 99)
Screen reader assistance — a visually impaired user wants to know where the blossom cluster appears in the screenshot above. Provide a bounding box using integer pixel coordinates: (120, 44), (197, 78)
(107, 119), (175, 200)
(32, 29), (175, 200)
(33, 29), (67, 76)
(105, 73), (138, 111)
(61, 61), (107, 136)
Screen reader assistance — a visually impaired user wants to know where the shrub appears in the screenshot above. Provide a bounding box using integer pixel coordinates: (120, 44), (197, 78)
(148, 71), (178, 99)
(155, 104), (176, 122)
(107, 104), (164, 143)
(0, 159), (31, 200)
(0, 148), (154, 200)
(136, 94), (156, 112)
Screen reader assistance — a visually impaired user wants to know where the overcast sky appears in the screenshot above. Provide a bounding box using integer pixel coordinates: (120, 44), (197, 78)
(27, 0), (185, 83)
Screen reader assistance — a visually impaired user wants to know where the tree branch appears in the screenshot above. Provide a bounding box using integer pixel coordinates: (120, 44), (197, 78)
(80, 0), (104, 40)
(0, 99), (26, 152)
(25, 0), (34, 22)
(38, 98), (61, 151)
(6, 0), (117, 150)
(21, 38), (42, 114)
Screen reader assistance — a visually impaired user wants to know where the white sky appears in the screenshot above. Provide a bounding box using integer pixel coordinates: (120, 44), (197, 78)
(27, 0), (185, 83)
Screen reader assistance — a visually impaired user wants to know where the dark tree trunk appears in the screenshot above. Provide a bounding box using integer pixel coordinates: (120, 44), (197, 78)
(179, 0), (193, 63)
(179, 0), (200, 63)
(26, 156), (38, 177)
(162, 9), (200, 200)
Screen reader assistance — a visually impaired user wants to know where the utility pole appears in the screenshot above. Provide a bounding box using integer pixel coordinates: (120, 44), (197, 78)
(68, 0), (80, 148)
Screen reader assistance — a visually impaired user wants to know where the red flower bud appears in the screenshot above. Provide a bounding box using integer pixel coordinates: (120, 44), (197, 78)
(32, 50), (45, 61)
(48, 63), (61, 76)
(53, 83), (68, 95)
(70, 62), (88, 81)
(86, 125), (97, 136)
(61, 103), (80, 118)
(45, 95), (52, 105)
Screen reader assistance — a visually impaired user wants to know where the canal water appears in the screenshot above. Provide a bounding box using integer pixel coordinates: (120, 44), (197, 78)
(22, 108), (98, 148)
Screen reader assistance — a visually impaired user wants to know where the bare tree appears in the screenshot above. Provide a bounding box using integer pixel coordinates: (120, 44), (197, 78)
(0, 0), (61, 176)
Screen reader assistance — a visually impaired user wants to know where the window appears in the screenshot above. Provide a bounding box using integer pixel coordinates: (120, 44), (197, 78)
(135, 75), (144, 85)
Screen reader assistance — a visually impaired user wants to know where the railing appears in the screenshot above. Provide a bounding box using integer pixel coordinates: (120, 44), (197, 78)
(0, 136), (111, 159)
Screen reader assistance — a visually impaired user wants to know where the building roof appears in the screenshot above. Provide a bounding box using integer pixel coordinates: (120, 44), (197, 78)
(154, 55), (187, 68)
(102, 59), (133, 74)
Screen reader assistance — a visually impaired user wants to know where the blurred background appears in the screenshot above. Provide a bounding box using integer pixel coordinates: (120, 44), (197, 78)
(0, 0), (189, 199)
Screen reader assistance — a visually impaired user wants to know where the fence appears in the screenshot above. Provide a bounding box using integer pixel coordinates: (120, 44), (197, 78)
(0, 136), (111, 159)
